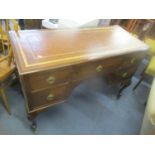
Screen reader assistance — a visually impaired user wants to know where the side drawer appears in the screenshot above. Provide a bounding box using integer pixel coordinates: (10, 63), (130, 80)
(105, 66), (138, 84)
(118, 56), (141, 70)
(29, 83), (70, 110)
(26, 67), (72, 91)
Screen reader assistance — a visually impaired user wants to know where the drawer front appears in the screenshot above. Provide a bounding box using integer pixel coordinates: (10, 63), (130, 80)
(115, 66), (137, 79)
(74, 57), (123, 81)
(105, 66), (137, 84)
(119, 56), (141, 70)
(27, 67), (72, 91)
(29, 83), (70, 109)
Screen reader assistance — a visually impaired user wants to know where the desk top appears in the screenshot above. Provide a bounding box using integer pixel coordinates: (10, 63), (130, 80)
(9, 25), (149, 75)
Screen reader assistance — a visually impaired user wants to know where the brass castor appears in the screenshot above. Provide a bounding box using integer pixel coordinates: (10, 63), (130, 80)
(27, 115), (37, 132)
(116, 93), (122, 99)
(31, 121), (37, 132)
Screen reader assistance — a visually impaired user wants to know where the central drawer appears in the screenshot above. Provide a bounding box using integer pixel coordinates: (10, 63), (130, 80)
(74, 56), (123, 81)
(27, 67), (73, 91)
(29, 83), (70, 110)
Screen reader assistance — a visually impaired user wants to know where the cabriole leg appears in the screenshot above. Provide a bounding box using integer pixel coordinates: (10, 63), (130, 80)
(27, 114), (37, 132)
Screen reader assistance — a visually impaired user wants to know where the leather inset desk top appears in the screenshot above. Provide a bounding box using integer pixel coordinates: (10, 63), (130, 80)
(9, 25), (149, 75)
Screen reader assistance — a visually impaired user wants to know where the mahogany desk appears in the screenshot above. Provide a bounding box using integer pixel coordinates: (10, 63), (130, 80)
(9, 26), (149, 129)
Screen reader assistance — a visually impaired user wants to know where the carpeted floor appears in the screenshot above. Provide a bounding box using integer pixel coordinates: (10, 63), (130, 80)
(0, 76), (150, 135)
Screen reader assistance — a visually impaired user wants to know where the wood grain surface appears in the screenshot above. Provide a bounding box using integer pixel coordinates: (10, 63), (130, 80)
(9, 25), (149, 118)
(9, 25), (149, 75)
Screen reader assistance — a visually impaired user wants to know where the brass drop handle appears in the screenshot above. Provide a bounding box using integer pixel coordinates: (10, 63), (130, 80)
(47, 94), (54, 101)
(122, 72), (128, 78)
(131, 57), (136, 64)
(47, 76), (55, 84)
(96, 65), (103, 73)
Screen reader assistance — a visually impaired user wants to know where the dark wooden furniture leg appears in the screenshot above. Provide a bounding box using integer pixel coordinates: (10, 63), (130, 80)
(133, 74), (145, 91)
(144, 101), (147, 106)
(27, 113), (38, 132)
(133, 64), (147, 91)
(117, 80), (131, 99)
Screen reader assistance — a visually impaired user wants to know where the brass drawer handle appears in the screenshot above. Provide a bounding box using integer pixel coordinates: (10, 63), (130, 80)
(47, 94), (54, 101)
(96, 65), (103, 72)
(122, 72), (128, 78)
(47, 76), (55, 84)
(131, 57), (136, 64)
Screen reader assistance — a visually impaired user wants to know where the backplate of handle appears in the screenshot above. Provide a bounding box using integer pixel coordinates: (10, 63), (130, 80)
(131, 57), (136, 64)
(96, 65), (103, 72)
(122, 72), (128, 78)
(47, 94), (54, 101)
(47, 76), (55, 84)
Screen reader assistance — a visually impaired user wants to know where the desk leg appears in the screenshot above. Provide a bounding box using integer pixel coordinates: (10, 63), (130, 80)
(27, 113), (38, 132)
(117, 79), (131, 99)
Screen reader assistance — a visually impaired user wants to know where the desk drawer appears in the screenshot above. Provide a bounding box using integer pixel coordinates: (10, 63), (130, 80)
(29, 83), (69, 109)
(27, 67), (72, 91)
(74, 57), (123, 80)
(119, 57), (140, 70)
(105, 66), (137, 84)
(115, 66), (137, 79)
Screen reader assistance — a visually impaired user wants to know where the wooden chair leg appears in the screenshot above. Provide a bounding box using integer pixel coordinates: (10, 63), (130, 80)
(133, 74), (145, 91)
(1, 39), (5, 55)
(0, 87), (11, 114)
